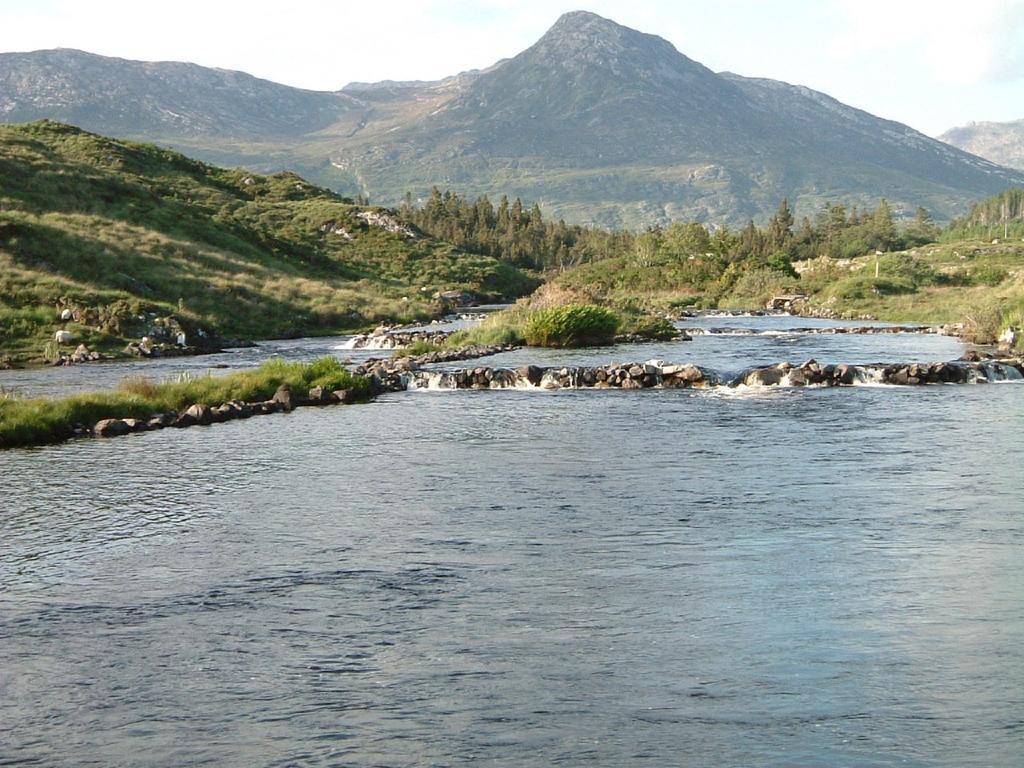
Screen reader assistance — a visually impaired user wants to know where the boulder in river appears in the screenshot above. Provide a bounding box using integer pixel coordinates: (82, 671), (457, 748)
(94, 419), (131, 438)
(272, 384), (295, 412)
(516, 365), (544, 386)
(333, 388), (357, 404)
(175, 404), (213, 427)
(307, 386), (336, 404)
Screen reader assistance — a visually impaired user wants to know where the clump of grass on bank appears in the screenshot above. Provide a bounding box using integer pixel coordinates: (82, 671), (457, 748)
(522, 304), (619, 347)
(440, 299), (676, 350)
(399, 340), (447, 356)
(617, 313), (679, 340)
(0, 356), (368, 449)
(445, 303), (533, 348)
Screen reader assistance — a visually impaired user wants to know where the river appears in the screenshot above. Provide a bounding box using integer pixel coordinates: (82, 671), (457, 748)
(1, 316), (1022, 766)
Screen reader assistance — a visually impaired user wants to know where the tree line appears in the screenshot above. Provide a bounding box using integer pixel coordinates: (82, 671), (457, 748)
(400, 186), (975, 272)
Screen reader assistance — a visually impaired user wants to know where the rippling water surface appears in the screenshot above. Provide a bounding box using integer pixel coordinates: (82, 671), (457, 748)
(1, 319), (1022, 766)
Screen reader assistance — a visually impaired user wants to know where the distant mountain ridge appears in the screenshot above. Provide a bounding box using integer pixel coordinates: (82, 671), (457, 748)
(0, 47), (358, 138)
(2, 11), (1022, 227)
(939, 119), (1024, 172)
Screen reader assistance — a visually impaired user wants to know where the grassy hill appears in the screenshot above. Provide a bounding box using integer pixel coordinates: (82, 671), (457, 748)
(0, 121), (536, 364)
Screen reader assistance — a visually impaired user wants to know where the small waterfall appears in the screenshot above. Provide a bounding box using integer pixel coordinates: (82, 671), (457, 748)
(538, 370), (566, 389)
(408, 371), (457, 390)
(850, 366), (887, 386)
(973, 361), (1024, 383)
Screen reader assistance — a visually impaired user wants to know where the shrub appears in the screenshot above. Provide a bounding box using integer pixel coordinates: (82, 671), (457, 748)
(522, 304), (619, 347)
(720, 267), (797, 307)
(618, 314), (679, 340)
(829, 276), (917, 300)
(875, 254), (942, 286)
(961, 301), (1005, 344)
(970, 264), (1009, 287)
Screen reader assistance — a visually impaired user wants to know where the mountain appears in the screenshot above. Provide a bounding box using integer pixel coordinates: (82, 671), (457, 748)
(2, 12), (1023, 228)
(0, 121), (533, 364)
(0, 48), (357, 138)
(939, 119), (1024, 171)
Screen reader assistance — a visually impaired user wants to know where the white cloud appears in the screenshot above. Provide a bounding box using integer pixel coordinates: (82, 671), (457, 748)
(831, 0), (1024, 85)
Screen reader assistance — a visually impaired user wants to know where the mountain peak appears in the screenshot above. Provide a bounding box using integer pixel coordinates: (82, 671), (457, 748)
(547, 10), (621, 34)
(538, 10), (660, 53)
(523, 9), (707, 85)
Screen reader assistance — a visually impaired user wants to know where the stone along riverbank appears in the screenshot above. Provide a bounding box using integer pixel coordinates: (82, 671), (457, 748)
(402, 356), (1024, 391)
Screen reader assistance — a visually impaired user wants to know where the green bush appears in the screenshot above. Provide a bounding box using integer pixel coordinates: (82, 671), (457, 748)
(618, 314), (679, 340)
(397, 340), (445, 357)
(829, 276), (917, 300)
(875, 254), (942, 286)
(522, 304), (619, 347)
(970, 264), (1009, 287)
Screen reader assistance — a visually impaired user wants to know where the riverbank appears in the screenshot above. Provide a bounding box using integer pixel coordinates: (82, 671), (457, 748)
(0, 357), (369, 449)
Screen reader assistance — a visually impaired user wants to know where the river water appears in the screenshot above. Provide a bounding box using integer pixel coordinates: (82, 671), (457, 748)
(2, 317), (1022, 766)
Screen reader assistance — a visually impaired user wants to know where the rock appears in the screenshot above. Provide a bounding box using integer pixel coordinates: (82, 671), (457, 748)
(272, 384), (295, 412)
(516, 365), (544, 386)
(890, 368), (910, 385)
(122, 418), (149, 432)
(834, 364), (856, 385)
(742, 365), (786, 386)
(175, 403), (212, 427)
(54, 330), (74, 344)
(643, 360), (663, 375)
(93, 419), (130, 438)
(59, 308), (73, 321)
(307, 385), (336, 404)
(676, 364), (705, 383)
(998, 327), (1018, 350)
(332, 389), (357, 404)
(70, 343), (91, 363)
(211, 404), (236, 422)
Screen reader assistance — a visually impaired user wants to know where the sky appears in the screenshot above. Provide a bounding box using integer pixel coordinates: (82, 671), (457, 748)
(1, 0), (1022, 136)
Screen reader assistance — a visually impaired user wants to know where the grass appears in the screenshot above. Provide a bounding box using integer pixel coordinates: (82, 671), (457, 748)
(800, 242), (1024, 341)
(0, 356), (369, 449)
(0, 121), (536, 364)
(440, 293), (676, 350)
(400, 340), (448, 356)
(522, 304), (619, 347)
(548, 235), (1024, 346)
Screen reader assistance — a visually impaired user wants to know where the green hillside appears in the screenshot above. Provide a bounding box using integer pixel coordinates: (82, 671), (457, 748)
(0, 121), (536, 364)
(545, 194), (1024, 348)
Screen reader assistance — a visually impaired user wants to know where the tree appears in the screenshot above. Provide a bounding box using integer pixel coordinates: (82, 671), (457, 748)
(661, 222), (710, 258)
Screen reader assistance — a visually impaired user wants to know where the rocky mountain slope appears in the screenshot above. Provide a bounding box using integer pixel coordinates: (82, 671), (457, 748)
(2, 12), (1022, 227)
(939, 119), (1024, 171)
